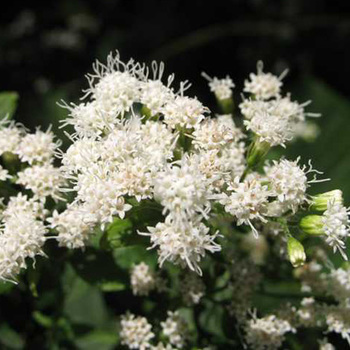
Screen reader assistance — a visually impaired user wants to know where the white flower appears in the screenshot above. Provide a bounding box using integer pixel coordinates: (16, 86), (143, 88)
(3, 193), (48, 220)
(161, 311), (188, 349)
(139, 216), (221, 275)
(265, 158), (312, 213)
(60, 101), (114, 138)
(244, 61), (286, 100)
(319, 338), (336, 350)
(16, 164), (66, 202)
(162, 96), (208, 129)
(329, 268), (350, 303)
(140, 79), (174, 115)
(325, 305), (350, 344)
(220, 177), (269, 235)
(0, 123), (25, 155)
(73, 165), (132, 227)
(15, 128), (60, 164)
(93, 70), (140, 116)
(153, 156), (213, 222)
(138, 120), (177, 168)
(48, 205), (96, 249)
(192, 118), (237, 151)
(61, 137), (102, 174)
(239, 99), (269, 120)
(202, 72), (235, 100)
(245, 314), (295, 350)
(0, 211), (47, 282)
(322, 200), (350, 260)
(244, 105), (293, 147)
(0, 165), (11, 181)
(120, 312), (154, 350)
(130, 262), (157, 296)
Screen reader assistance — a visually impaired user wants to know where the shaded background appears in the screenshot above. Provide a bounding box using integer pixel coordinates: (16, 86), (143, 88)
(1, 1), (350, 349)
(0, 1), (350, 190)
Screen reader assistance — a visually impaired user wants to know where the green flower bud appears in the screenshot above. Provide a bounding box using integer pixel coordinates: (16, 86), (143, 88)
(246, 138), (270, 169)
(287, 236), (306, 267)
(299, 215), (324, 235)
(311, 190), (343, 212)
(218, 97), (234, 114)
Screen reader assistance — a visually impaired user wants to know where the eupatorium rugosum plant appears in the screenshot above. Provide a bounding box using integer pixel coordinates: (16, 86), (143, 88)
(0, 52), (349, 350)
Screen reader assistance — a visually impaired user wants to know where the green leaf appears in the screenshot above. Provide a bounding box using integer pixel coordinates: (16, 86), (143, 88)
(287, 77), (350, 202)
(76, 330), (119, 350)
(69, 247), (128, 291)
(0, 324), (24, 349)
(113, 245), (157, 270)
(101, 217), (133, 249)
(0, 92), (19, 120)
(32, 311), (54, 328)
(0, 281), (15, 295)
(64, 274), (110, 327)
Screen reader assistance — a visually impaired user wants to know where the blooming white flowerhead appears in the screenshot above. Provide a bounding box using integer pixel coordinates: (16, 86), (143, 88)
(139, 216), (220, 275)
(61, 137), (102, 174)
(130, 262), (156, 296)
(60, 101), (113, 138)
(245, 314), (295, 350)
(265, 158), (313, 213)
(120, 312), (154, 350)
(244, 106), (293, 147)
(239, 99), (269, 120)
(220, 177), (269, 235)
(3, 193), (47, 220)
(162, 96), (208, 130)
(202, 72), (235, 100)
(140, 79), (174, 116)
(0, 211), (47, 282)
(319, 338), (336, 350)
(0, 122), (25, 155)
(244, 61), (286, 100)
(329, 267), (350, 304)
(322, 200), (350, 260)
(16, 127), (60, 164)
(153, 156), (212, 221)
(16, 164), (66, 202)
(192, 118), (242, 151)
(325, 306), (350, 344)
(0, 165), (11, 181)
(161, 311), (188, 349)
(48, 205), (96, 249)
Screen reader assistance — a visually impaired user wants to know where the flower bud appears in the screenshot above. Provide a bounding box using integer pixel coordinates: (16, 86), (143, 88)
(246, 138), (270, 169)
(311, 190), (343, 212)
(287, 236), (306, 267)
(299, 215), (324, 235)
(218, 97), (234, 114)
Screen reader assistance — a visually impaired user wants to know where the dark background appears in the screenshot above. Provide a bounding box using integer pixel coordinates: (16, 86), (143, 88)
(1, 0), (350, 199)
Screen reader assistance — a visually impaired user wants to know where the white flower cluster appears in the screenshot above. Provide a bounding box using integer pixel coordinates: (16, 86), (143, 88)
(120, 310), (188, 349)
(202, 73), (235, 101)
(245, 314), (295, 350)
(120, 312), (155, 350)
(241, 62), (319, 147)
(130, 262), (166, 296)
(322, 200), (350, 260)
(161, 311), (188, 349)
(0, 121), (64, 281)
(55, 51), (350, 275)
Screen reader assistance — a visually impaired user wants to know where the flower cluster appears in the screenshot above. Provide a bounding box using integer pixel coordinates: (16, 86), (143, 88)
(120, 310), (189, 350)
(0, 121), (63, 282)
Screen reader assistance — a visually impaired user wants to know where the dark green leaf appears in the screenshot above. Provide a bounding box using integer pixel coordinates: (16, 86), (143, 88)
(0, 92), (19, 120)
